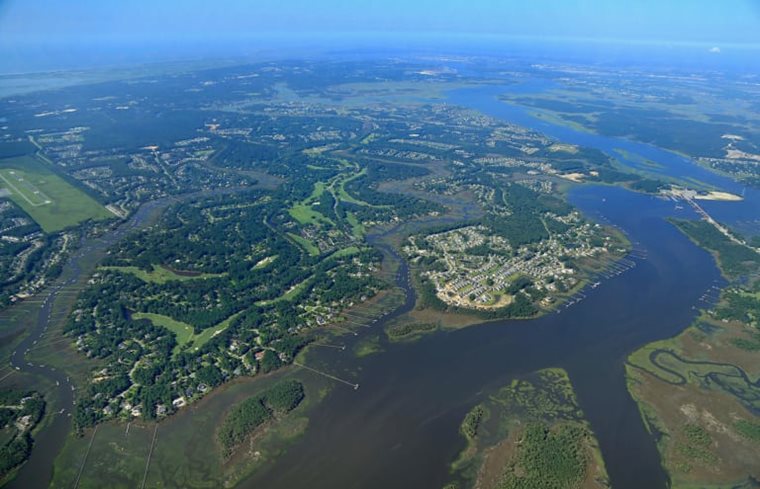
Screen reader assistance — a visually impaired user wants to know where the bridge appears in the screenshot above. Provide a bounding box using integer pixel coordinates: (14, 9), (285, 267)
(683, 197), (755, 250)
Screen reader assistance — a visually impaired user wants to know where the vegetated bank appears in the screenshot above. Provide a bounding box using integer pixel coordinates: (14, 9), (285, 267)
(626, 218), (760, 488)
(443, 368), (610, 489)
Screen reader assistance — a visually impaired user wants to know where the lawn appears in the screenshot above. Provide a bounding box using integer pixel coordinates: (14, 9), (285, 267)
(256, 276), (314, 306)
(252, 255), (278, 270)
(334, 167), (381, 207)
(346, 212), (365, 239)
(0, 155), (113, 232)
(287, 232), (320, 256)
(288, 204), (333, 226)
(133, 313), (194, 347)
(99, 265), (224, 284)
(288, 181), (334, 227)
(328, 246), (361, 259)
(133, 312), (239, 355)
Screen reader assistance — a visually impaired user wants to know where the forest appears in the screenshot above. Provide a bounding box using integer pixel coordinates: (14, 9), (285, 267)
(218, 380), (305, 456)
(671, 219), (760, 279)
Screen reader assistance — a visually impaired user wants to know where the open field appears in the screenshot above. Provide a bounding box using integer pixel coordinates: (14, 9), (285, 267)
(99, 265), (224, 284)
(287, 232), (320, 256)
(252, 255), (277, 270)
(288, 181), (334, 226)
(255, 276), (314, 306)
(133, 312), (238, 355)
(288, 203), (333, 226)
(328, 245), (361, 259)
(346, 212), (365, 239)
(0, 155), (113, 232)
(287, 165), (385, 231)
(335, 167), (377, 207)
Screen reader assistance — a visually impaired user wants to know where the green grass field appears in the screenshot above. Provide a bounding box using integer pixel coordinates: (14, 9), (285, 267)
(256, 276), (314, 306)
(133, 312), (239, 355)
(328, 246), (361, 259)
(334, 167), (390, 208)
(288, 181), (335, 227)
(346, 212), (365, 239)
(0, 155), (113, 232)
(288, 204), (333, 226)
(287, 232), (320, 256)
(252, 255), (278, 270)
(100, 265), (224, 284)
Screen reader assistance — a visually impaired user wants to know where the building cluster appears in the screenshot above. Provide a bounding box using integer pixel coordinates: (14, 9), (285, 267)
(404, 217), (611, 310)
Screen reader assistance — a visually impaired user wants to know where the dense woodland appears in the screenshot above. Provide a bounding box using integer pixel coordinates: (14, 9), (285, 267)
(671, 219), (760, 279)
(218, 380), (304, 456)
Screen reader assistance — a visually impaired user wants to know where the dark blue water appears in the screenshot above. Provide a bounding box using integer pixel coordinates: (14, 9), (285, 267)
(448, 84), (760, 236)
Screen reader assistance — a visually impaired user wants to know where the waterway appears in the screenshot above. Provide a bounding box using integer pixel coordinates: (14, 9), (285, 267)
(241, 85), (759, 489)
(0, 189), (242, 489)
(244, 183), (722, 489)
(0, 197), (173, 489)
(449, 83), (760, 237)
(3, 84), (753, 489)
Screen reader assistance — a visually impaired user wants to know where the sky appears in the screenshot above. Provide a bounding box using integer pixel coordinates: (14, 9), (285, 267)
(0, 0), (759, 73)
(1, 0), (759, 45)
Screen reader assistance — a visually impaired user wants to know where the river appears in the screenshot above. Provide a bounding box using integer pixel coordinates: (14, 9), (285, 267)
(243, 183), (724, 489)
(239, 85), (760, 489)
(4, 85), (752, 489)
(449, 83), (760, 237)
(1, 197), (176, 489)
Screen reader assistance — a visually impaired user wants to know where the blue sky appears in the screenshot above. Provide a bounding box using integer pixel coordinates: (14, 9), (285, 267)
(1, 0), (759, 45)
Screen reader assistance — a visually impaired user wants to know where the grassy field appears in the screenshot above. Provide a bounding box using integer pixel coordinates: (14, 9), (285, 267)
(328, 246), (361, 260)
(287, 232), (320, 256)
(0, 155), (112, 232)
(256, 276), (313, 306)
(252, 255), (277, 270)
(346, 212), (365, 239)
(100, 265), (224, 284)
(287, 166), (384, 230)
(288, 203), (333, 226)
(133, 312), (239, 355)
(335, 167), (374, 206)
(288, 181), (334, 227)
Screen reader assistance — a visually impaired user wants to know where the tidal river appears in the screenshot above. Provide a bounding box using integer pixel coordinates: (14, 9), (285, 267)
(5, 87), (747, 489)
(449, 83), (760, 237)
(243, 86), (755, 489)
(246, 182), (723, 489)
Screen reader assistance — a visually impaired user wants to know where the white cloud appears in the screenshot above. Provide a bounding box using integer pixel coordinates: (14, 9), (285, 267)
(708, 46), (721, 54)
